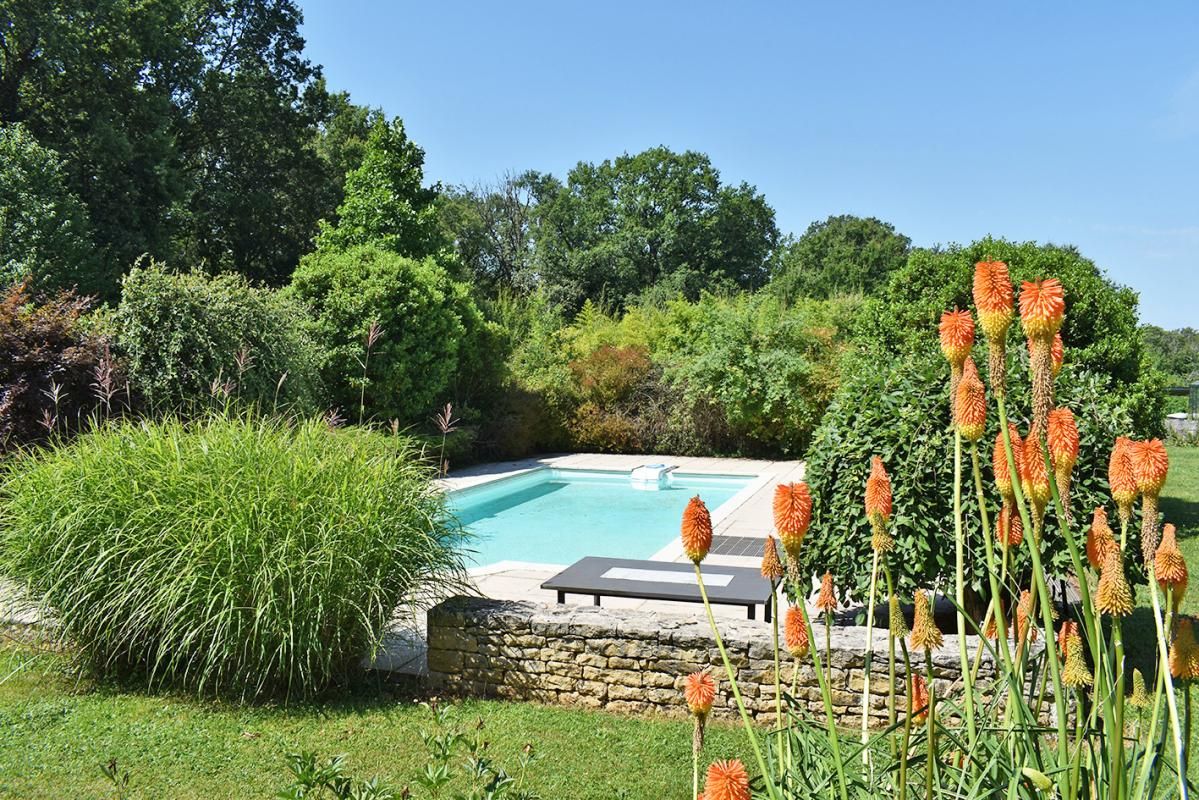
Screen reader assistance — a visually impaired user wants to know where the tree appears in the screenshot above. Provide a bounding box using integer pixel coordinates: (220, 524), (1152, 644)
(1141, 325), (1199, 384)
(315, 118), (444, 259)
(531, 147), (779, 310)
(0, 125), (97, 292)
(438, 171), (551, 292)
(313, 87), (385, 217)
(768, 214), (911, 303)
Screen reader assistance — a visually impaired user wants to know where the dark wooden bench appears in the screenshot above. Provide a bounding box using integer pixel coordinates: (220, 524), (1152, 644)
(540, 556), (773, 621)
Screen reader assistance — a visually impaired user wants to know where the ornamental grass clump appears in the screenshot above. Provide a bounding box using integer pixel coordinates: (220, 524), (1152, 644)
(682, 266), (1193, 800)
(0, 413), (465, 699)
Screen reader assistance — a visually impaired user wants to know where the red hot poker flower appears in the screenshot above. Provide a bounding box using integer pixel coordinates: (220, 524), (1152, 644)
(939, 309), (975, 368)
(1018, 278), (1066, 340)
(681, 496), (713, 564)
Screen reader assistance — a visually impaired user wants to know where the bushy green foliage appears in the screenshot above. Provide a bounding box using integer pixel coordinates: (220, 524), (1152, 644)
(115, 263), (325, 413)
(0, 414), (464, 698)
(0, 125), (97, 293)
(0, 281), (126, 451)
(800, 348), (1139, 603)
(289, 246), (501, 423)
(769, 215), (910, 303)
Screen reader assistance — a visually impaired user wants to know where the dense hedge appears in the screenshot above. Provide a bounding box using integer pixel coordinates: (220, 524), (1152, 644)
(799, 347), (1140, 606)
(0, 415), (465, 698)
(115, 264), (325, 413)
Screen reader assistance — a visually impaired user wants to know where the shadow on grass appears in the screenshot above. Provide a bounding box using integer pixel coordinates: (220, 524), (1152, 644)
(1161, 495), (1199, 536)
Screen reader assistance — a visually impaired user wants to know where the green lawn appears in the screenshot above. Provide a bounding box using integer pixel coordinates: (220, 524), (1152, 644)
(0, 644), (748, 799)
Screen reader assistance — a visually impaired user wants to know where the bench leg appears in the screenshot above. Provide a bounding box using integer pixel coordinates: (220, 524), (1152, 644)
(593, 594), (601, 607)
(556, 591), (565, 604)
(747, 604), (755, 621)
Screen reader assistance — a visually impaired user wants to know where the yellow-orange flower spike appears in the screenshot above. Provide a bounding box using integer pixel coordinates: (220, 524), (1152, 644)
(939, 309), (975, 369)
(1086, 507), (1116, 572)
(684, 670), (717, 718)
(997, 501), (1024, 549)
(993, 424), (1024, 501)
(1062, 632), (1093, 689)
(681, 496), (713, 564)
(760, 536), (784, 583)
(1108, 437), (1138, 521)
(1015, 589), (1038, 644)
(864, 456), (892, 523)
(973, 260), (1014, 339)
(1170, 617), (1199, 682)
(889, 594), (908, 639)
(1021, 433), (1051, 518)
(1096, 548), (1134, 617)
(910, 589), (943, 651)
(1156, 523), (1189, 597)
(1057, 619), (1080, 658)
(816, 571), (837, 613)
(1051, 332), (1064, 376)
(1046, 408), (1079, 473)
(1130, 669), (1151, 708)
(1018, 278), (1066, 340)
(784, 606), (810, 658)
(1131, 438), (1170, 497)
(773, 482), (812, 557)
(955, 359), (986, 441)
(910, 673), (931, 724)
(704, 759), (751, 800)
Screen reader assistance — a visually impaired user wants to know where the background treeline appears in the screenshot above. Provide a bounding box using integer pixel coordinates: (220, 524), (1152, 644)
(1, 0), (1193, 468)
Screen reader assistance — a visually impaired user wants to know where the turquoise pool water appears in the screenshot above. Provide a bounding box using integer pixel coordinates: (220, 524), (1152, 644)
(449, 468), (755, 567)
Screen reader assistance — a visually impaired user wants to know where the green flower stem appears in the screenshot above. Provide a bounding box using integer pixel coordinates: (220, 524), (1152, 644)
(924, 648), (936, 800)
(693, 564), (780, 800)
(770, 584), (784, 780)
(1134, 655), (1166, 797)
(1110, 615), (1128, 799)
(693, 723), (700, 800)
(860, 547), (881, 770)
(898, 638), (914, 800)
(796, 598), (850, 800)
(953, 429), (979, 762)
(883, 563), (898, 760)
(1148, 576), (1186, 800)
(997, 396), (1071, 784)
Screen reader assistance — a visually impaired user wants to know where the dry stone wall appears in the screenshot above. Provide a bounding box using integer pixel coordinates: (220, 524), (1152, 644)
(426, 597), (999, 726)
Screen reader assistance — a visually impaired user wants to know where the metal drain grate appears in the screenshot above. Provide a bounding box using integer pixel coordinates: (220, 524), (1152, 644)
(709, 535), (768, 557)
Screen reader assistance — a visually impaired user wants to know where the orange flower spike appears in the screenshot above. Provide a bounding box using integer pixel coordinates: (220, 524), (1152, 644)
(997, 501), (1024, 549)
(938, 309), (975, 369)
(1051, 332), (1064, 376)
(864, 456), (892, 523)
(911, 673), (931, 724)
(910, 589), (943, 651)
(1108, 437), (1138, 522)
(760, 537), (784, 583)
(1018, 278), (1066, 340)
(1057, 620), (1080, 658)
(1021, 433), (1051, 525)
(1156, 523), (1189, 599)
(955, 358), (986, 442)
(684, 670), (717, 718)
(973, 260), (1014, 340)
(817, 571), (837, 614)
(1096, 548), (1134, 617)
(1015, 589), (1038, 644)
(773, 482), (812, 558)
(993, 424), (1024, 501)
(1132, 439), (1170, 498)
(1047, 408), (1079, 474)
(704, 759), (751, 800)
(1170, 617), (1199, 682)
(784, 606), (810, 658)
(1086, 507), (1116, 572)
(681, 496), (714, 564)
(1062, 631), (1093, 689)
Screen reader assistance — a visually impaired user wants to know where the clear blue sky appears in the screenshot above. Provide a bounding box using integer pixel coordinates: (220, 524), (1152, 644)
(298, 2), (1198, 329)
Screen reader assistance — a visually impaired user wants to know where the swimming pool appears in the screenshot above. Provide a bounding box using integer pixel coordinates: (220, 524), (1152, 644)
(448, 468), (757, 567)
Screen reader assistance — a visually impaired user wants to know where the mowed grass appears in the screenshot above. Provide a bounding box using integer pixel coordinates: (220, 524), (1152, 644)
(0, 643), (749, 799)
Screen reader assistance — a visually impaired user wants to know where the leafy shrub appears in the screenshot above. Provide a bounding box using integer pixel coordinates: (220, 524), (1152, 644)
(115, 264), (325, 413)
(0, 280), (127, 451)
(570, 344), (652, 406)
(768, 214), (910, 303)
(799, 348), (1138, 604)
(0, 414), (464, 698)
(289, 246), (502, 423)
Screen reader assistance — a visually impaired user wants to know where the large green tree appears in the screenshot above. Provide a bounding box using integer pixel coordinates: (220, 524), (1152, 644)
(315, 118), (444, 259)
(0, 124), (97, 292)
(768, 214), (911, 303)
(531, 147), (779, 310)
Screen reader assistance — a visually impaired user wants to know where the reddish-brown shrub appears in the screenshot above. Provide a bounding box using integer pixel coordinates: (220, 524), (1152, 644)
(0, 280), (127, 451)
